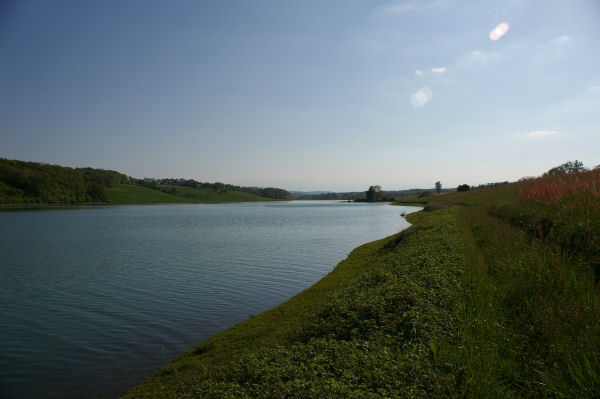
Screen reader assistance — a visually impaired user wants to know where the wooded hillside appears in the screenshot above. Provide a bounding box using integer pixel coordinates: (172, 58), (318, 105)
(0, 158), (291, 204)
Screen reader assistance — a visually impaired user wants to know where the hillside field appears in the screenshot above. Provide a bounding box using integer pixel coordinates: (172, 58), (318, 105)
(106, 184), (271, 204)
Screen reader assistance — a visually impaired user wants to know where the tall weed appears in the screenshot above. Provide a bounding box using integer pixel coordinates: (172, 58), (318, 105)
(491, 170), (600, 276)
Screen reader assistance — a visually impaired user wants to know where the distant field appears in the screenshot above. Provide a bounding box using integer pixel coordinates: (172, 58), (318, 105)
(106, 184), (272, 204)
(163, 185), (271, 203)
(106, 184), (187, 203)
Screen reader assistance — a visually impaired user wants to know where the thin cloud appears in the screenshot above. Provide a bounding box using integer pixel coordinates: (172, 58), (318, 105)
(541, 84), (600, 120)
(360, 38), (385, 51)
(533, 35), (572, 62)
(415, 69), (423, 76)
(456, 50), (499, 69)
(431, 67), (446, 74)
(587, 85), (600, 95)
(551, 35), (570, 45)
(374, 3), (418, 17)
(526, 130), (560, 138)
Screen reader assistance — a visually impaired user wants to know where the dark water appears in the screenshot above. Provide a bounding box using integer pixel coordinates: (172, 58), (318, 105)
(0, 201), (418, 398)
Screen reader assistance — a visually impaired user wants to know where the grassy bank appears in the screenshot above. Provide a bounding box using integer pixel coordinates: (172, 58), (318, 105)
(125, 172), (600, 398)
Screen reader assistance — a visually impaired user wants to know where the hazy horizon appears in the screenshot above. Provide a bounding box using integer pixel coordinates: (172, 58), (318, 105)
(1, 1), (599, 191)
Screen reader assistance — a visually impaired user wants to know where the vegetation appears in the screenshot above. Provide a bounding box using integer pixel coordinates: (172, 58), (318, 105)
(490, 168), (600, 279)
(0, 158), (127, 204)
(0, 158), (291, 205)
(435, 181), (442, 194)
(125, 163), (600, 398)
(106, 184), (189, 203)
(125, 208), (464, 398)
(545, 160), (587, 175)
(365, 185), (384, 201)
(294, 188), (455, 201)
(160, 186), (271, 203)
(106, 184), (270, 204)
(456, 184), (470, 192)
(471, 181), (510, 190)
(132, 177), (292, 200)
(295, 191), (366, 200)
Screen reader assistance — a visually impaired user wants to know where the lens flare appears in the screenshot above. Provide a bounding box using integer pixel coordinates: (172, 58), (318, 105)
(489, 22), (509, 41)
(410, 87), (433, 108)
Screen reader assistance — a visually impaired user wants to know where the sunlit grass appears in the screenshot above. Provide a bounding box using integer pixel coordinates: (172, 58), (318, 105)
(106, 184), (273, 204)
(162, 186), (270, 203)
(107, 184), (188, 203)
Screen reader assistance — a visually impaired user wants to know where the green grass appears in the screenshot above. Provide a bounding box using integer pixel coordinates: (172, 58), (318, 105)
(161, 186), (271, 203)
(125, 173), (600, 398)
(106, 184), (188, 203)
(106, 184), (273, 204)
(453, 206), (600, 397)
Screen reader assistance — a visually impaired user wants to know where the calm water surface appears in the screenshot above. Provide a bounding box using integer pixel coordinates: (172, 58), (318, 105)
(0, 201), (419, 398)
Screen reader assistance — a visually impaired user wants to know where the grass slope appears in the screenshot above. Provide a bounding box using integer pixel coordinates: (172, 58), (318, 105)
(162, 186), (270, 203)
(125, 172), (600, 398)
(107, 184), (272, 204)
(107, 184), (188, 203)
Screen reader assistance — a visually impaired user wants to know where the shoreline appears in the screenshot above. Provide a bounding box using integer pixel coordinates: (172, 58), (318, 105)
(123, 205), (423, 398)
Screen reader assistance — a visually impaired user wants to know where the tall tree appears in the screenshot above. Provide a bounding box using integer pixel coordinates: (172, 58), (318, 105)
(435, 181), (442, 194)
(366, 185), (383, 201)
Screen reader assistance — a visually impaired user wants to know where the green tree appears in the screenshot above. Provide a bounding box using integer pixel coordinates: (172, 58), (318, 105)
(86, 181), (107, 202)
(366, 185), (383, 201)
(545, 160), (586, 175)
(457, 184), (470, 192)
(435, 181), (442, 194)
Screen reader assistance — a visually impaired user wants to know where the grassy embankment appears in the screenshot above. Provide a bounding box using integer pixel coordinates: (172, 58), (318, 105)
(125, 170), (600, 398)
(106, 184), (270, 204)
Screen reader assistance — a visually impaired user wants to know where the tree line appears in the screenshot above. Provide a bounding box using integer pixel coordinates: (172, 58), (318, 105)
(132, 177), (291, 200)
(295, 188), (450, 201)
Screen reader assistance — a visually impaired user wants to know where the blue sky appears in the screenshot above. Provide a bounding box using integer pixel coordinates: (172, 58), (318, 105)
(1, 0), (599, 191)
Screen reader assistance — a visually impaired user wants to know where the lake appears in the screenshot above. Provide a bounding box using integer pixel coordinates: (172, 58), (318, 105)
(0, 201), (419, 398)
